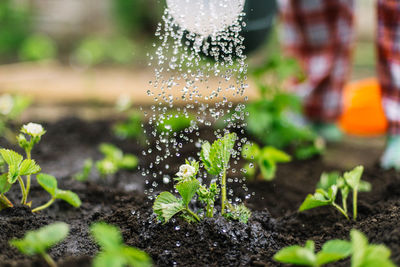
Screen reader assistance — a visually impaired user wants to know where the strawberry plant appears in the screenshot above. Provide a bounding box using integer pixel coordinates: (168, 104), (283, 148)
(10, 222), (69, 267)
(154, 133), (251, 224)
(242, 142), (291, 180)
(299, 166), (371, 220)
(90, 222), (152, 267)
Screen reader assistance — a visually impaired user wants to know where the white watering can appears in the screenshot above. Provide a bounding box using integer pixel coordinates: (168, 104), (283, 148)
(166, 0), (246, 37)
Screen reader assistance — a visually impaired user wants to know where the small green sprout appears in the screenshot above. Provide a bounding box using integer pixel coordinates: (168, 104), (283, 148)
(197, 182), (219, 218)
(96, 143), (138, 177)
(299, 166), (371, 221)
(17, 122), (46, 203)
(153, 133), (251, 224)
(224, 203), (252, 224)
(157, 111), (194, 134)
(242, 143), (291, 181)
(274, 239), (352, 267)
(201, 132), (236, 214)
(32, 173), (81, 213)
(350, 229), (395, 267)
(153, 179), (200, 223)
(10, 222), (69, 267)
(72, 158), (93, 182)
(91, 222), (152, 267)
(0, 148), (41, 206)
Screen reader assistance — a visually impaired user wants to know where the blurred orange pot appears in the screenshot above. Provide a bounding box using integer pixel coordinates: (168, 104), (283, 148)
(339, 78), (388, 136)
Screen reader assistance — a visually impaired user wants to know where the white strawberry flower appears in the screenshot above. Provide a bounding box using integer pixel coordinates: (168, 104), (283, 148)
(22, 122), (45, 137)
(176, 164), (196, 178)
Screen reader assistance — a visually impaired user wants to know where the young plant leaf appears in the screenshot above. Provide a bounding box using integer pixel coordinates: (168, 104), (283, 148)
(316, 240), (352, 266)
(0, 148), (23, 183)
(343, 166), (365, 190)
(153, 192), (183, 223)
(36, 173), (81, 208)
(119, 154), (138, 170)
(176, 180), (200, 207)
(73, 158), (93, 182)
(0, 173), (11, 194)
(19, 159), (41, 176)
(201, 133), (236, 175)
(99, 143), (123, 160)
(350, 229), (395, 267)
(10, 222), (69, 256)
(242, 143), (260, 160)
(55, 190), (82, 207)
(299, 187), (337, 211)
(37, 173), (57, 196)
(274, 240), (317, 266)
(91, 222), (152, 267)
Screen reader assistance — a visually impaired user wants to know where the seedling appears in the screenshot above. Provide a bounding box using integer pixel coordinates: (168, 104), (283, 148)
(72, 158), (93, 182)
(201, 132), (236, 214)
(274, 229), (395, 267)
(10, 222), (69, 267)
(17, 122), (46, 203)
(90, 222), (152, 267)
(274, 239), (352, 266)
(157, 111), (195, 135)
(242, 142), (291, 181)
(350, 229), (395, 267)
(153, 179), (201, 223)
(96, 143), (138, 177)
(32, 173), (81, 212)
(299, 166), (371, 221)
(0, 148), (41, 206)
(154, 134), (251, 223)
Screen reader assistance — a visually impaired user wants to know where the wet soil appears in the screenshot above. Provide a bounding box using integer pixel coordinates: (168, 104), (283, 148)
(0, 117), (399, 266)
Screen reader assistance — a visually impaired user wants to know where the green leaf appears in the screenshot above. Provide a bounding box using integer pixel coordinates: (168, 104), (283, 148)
(10, 222), (69, 256)
(359, 181), (371, 192)
(343, 166), (364, 190)
(153, 192), (183, 223)
(99, 143), (123, 160)
(176, 180), (200, 207)
(73, 158), (93, 182)
(274, 241), (317, 266)
(262, 146), (291, 163)
(242, 143), (260, 161)
(19, 159), (41, 176)
(91, 222), (123, 251)
(0, 149), (23, 183)
(37, 173), (57, 197)
(259, 157), (276, 181)
(55, 190), (81, 207)
(96, 158), (118, 176)
(0, 173), (11, 194)
(200, 142), (212, 171)
(317, 171), (341, 191)
(350, 230), (395, 267)
(119, 154), (138, 170)
(0, 149), (23, 167)
(123, 247), (152, 267)
(317, 240), (352, 265)
(201, 133), (236, 175)
(93, 252), (126, 267)
(299, 187), (336, 211)
(350, 229), (368, 267)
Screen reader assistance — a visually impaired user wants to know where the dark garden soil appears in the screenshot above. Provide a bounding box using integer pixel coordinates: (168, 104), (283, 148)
(0, 117), (399, 267)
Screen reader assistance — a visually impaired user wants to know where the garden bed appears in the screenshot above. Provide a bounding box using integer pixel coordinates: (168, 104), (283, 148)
(0, 117), (399, 266)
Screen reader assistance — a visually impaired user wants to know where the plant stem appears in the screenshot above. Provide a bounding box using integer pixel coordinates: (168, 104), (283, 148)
(353, 190), (358, 221)
(186, 207), (200, 222)
(332, 203), (350, 220)
(32, 198), (55, 213)
(17, 176), (27, 204)
(342, 197), (348, 214)
(42, 253), (57, 267)
(25, 149), (31, 204)
(206, 201), (213, 218)
(221, 170), (227, 214)
(0, 194), (13, 209)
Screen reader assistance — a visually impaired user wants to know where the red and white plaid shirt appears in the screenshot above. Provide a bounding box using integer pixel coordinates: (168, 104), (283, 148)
(279, 0), (400, 135)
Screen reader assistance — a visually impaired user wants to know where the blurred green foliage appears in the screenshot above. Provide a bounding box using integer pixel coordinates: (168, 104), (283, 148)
(19, 34), (57, 61)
